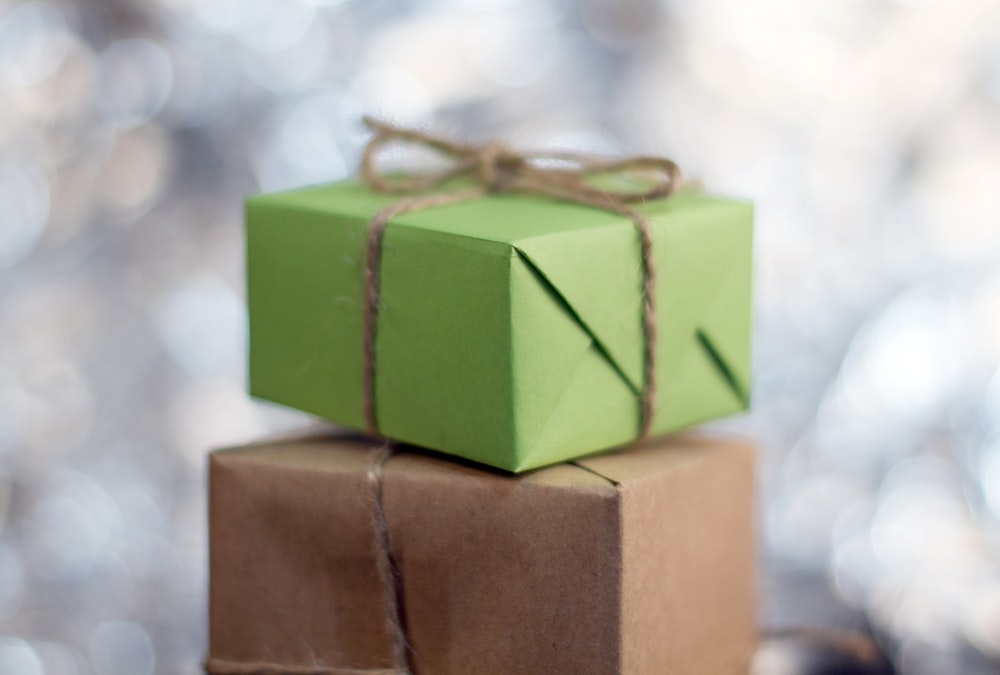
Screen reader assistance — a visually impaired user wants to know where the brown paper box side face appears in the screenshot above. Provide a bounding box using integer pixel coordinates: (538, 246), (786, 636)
(581, 438), (757, 673)
(209, 433), (755, 675)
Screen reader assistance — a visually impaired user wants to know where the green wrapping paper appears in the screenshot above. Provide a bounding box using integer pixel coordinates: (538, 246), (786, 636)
(246, 180), (753, 471)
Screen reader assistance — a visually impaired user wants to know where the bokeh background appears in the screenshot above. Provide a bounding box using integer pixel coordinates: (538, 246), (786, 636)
(2, 0), (999, 672)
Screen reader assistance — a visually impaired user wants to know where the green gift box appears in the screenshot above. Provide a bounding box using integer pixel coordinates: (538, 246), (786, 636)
(246, 180), (752, 472)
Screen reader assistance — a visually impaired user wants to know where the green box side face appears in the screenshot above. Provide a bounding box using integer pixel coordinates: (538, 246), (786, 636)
(246, 197), (369, 429)
(649, 195), (753, 432)
(508, 193), (753, 470)
(509, 235), (641, 472)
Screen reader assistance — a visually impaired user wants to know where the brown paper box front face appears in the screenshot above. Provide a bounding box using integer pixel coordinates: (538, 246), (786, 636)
(209, 433), (755, 674)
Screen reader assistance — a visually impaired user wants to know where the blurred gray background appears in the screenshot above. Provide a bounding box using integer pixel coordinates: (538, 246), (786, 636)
(1, 0), (999, 672)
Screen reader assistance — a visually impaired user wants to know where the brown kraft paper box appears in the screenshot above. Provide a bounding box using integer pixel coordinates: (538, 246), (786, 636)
(207, 432), (756, 674)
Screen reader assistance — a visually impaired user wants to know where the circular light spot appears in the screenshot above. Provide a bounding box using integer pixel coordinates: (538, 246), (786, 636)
(99, 38), (174, 126)
(347, 67), (430, 127)
(88, 621), (155, 675)
(0, 164), (49, 269)
(0, 638), (43, 675)
(0, 2), (69, 86)
(154, 276), (245, 378)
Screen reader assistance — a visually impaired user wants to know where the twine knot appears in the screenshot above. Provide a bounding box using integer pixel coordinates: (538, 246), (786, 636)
(474, 140), (522, 192)
(359, 116), (684, 442)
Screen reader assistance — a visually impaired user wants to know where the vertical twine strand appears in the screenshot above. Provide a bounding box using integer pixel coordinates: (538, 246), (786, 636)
(365, 444), (411, 674)
(359, 116), (681, 442)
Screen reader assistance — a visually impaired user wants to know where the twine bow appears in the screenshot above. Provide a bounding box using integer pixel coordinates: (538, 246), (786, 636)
(360, 116), (683, 442)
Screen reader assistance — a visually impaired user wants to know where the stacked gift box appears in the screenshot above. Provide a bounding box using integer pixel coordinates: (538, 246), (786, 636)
(205, 122), (756, 674)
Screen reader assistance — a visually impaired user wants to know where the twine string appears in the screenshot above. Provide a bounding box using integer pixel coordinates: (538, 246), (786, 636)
(205, 444), (411, 675)
(365, 444), (411, 674)
(359, 116), (682, 440)
(204, 659), (404, 675)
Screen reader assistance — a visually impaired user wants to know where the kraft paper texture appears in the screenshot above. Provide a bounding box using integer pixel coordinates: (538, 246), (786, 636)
(209, 432), (756, 674)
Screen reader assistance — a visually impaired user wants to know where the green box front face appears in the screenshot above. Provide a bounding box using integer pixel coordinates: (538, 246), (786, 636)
(247, 181), (752, 472)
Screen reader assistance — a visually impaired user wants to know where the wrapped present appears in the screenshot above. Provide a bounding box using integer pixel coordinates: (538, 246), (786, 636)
(246, 119), (753, 471)
(207, 432), (756, 675)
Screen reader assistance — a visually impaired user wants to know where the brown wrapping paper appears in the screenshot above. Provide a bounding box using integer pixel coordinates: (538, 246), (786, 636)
(208, 433), (755, 674)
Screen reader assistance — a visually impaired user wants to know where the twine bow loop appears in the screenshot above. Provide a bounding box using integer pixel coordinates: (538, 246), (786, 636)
(359, 116), (683, 441)
(361, 116), (682, 205)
